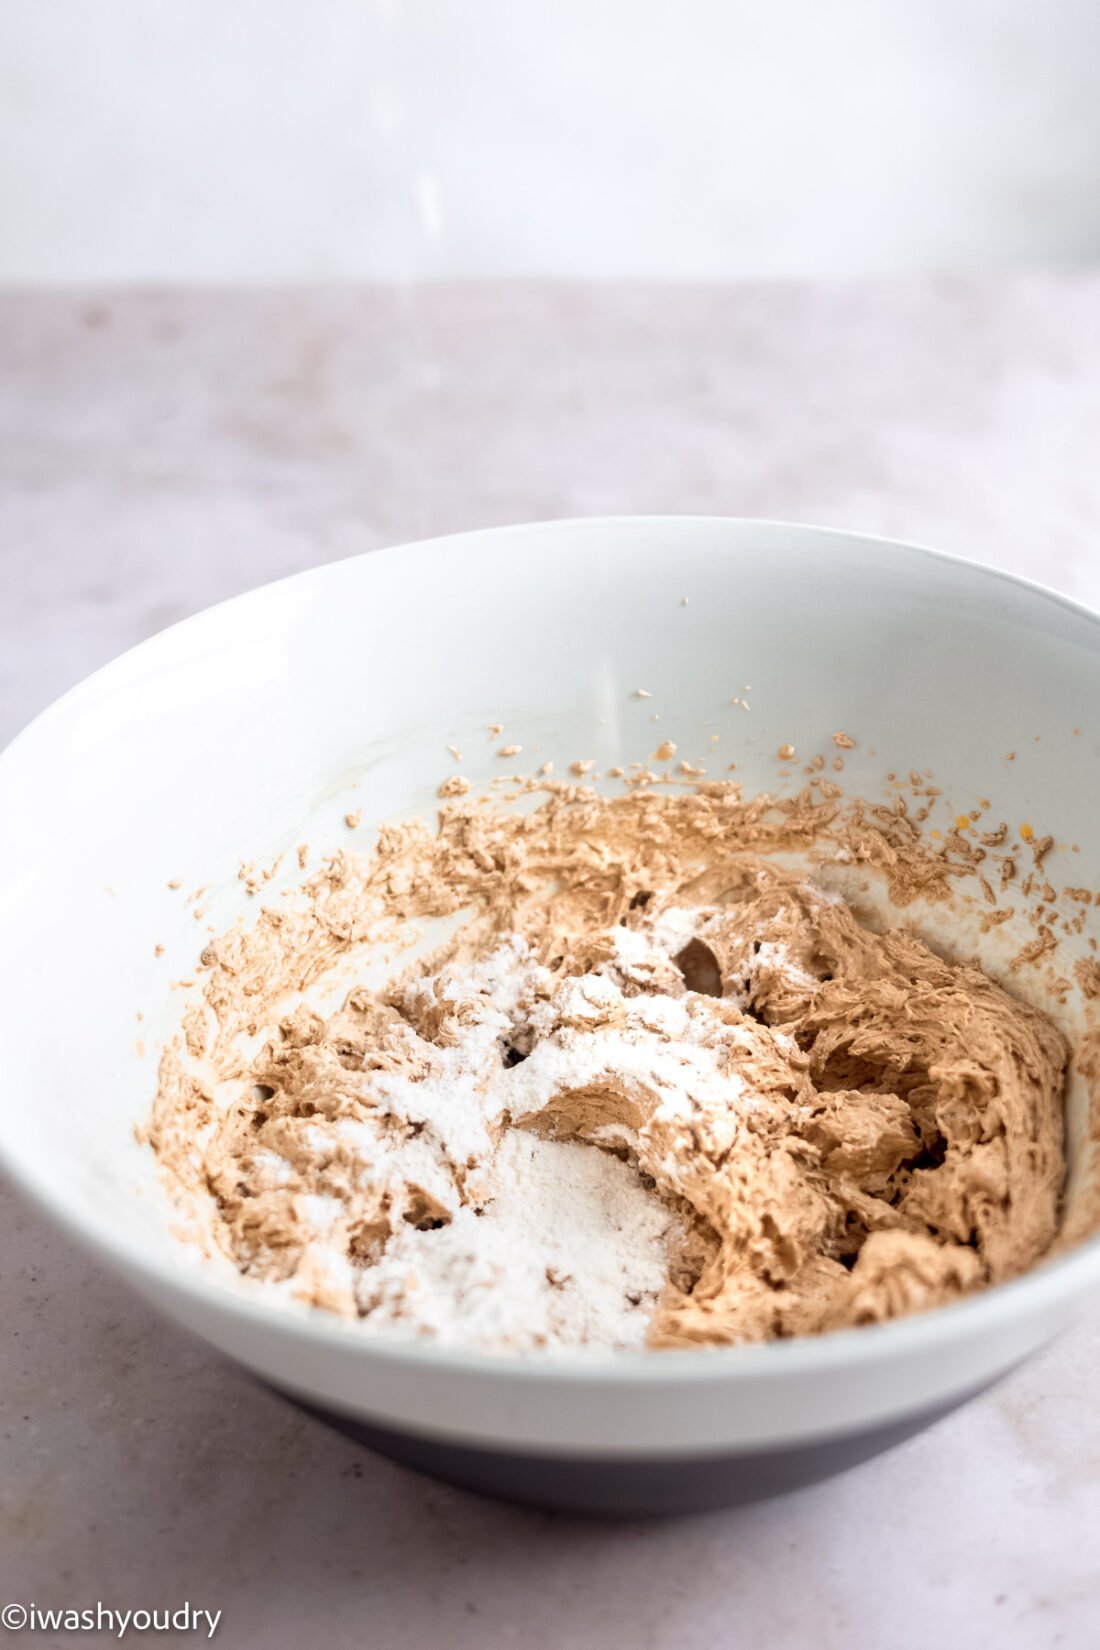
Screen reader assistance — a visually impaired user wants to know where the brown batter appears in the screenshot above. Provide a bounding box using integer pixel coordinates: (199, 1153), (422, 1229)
(146, 783), (1067, 1350)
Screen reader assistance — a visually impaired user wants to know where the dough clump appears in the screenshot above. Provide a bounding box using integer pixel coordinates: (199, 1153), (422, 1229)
(147, 788), (1066, 1352)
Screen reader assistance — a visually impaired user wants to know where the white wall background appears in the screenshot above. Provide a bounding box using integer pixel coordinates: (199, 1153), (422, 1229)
(2, 0), (1099, 282)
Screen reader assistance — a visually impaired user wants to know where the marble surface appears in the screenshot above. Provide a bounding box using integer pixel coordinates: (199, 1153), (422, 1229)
(3, 281), (1100, 1648)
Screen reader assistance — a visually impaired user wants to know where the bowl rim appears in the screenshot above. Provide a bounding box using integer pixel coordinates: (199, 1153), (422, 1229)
(4, 511), (1100, 1388)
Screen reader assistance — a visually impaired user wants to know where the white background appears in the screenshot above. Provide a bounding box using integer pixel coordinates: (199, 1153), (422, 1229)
(3, 0), (1100, 282)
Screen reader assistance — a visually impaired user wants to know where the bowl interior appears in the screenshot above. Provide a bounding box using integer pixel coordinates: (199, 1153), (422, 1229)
(3, 517), (1099, 1327)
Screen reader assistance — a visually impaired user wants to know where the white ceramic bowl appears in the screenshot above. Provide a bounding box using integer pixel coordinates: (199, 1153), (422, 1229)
(3, 517), (1100, 1515)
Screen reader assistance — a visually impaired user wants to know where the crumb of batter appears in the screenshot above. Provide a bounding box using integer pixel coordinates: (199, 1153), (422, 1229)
(437, 775), (470, 799)
(145, 785), (1068, 1355)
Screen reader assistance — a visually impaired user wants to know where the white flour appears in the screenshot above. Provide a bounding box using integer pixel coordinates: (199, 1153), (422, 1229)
(352, 1130), (674, 1351)
(260, 918), (799, 1352)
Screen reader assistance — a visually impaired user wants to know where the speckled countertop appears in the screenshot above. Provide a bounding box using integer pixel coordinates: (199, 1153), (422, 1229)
(3, 282), (1100, 1649)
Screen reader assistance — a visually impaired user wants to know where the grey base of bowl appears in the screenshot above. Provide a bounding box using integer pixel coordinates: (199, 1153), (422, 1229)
(278, 1383), (991, 1517)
